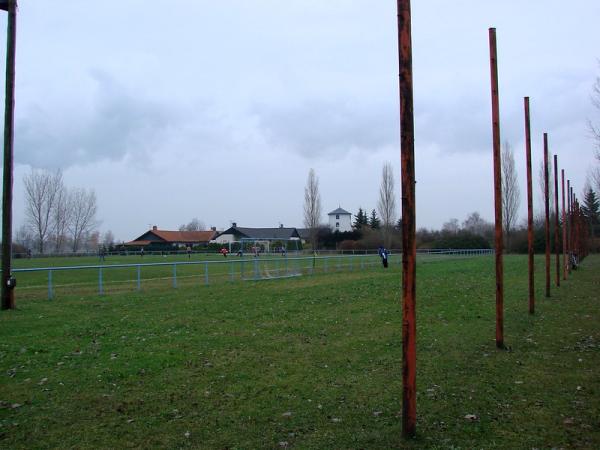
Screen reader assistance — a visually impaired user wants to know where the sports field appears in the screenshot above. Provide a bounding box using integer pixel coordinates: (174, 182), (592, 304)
(0, 254), (598, 449)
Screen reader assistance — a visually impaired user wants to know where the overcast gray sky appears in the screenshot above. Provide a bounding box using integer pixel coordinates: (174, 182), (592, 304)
(3, 1), (599, 241)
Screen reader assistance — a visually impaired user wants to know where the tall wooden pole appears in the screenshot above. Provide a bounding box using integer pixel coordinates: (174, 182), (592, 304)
(571, 188), (575, 264)
(524, 97), (534, 314)
(1, 0), (16, 311)
(543, 134), (550, 297)
(572, 197), (576, 257)
(489, 28), (504, 348)
(561, 170), (567, 280)
(553, 155), (560, 287)
(572, 191), (577, 259)
(567, 180), (571, 274)
(397, 0), (416, 439)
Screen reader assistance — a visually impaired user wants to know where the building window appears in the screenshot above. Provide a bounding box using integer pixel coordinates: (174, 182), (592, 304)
(336, 214), (340, 219)
(336, 222), (340, 227)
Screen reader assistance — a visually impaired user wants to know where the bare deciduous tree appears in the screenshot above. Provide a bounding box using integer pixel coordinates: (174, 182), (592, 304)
(52, 181), (70, 253)
(15, 225), (33, 253)
(303, 168), (322, 250)
(590, 68), (600, 193)
(442, 218), (460, 234)
(462, 211), (493, 238)
(377, 162), (397, 248)
(501, 141), (521, 249)
(68, 188), (99, 252)
(86, 230), (101, 252)
(23, 169), (63, 254)
(178, 218), (206, 231)
(591, 154), (600, 195)
(590, 66), (600, 148)
(102, 230), (115, 249)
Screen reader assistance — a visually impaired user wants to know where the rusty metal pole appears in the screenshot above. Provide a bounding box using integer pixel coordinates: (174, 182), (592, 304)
(576, 199), (580, 258)
(571, 188), (575, 265)
(524, 97), (534, 314)
(489, 28), (503, 347)
(397, 0), (417, 439)
(543, 134), (550, 297)
(561, 170), (567, 280)
(553, 155), (560, 287)
(572, 192), (577, 262)
(1, 0), (16, 311)
(567, 180), (571, 274)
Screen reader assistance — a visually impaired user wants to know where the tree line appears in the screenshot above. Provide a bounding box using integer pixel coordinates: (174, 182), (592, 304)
(16, 169), (103, 255)
(302, 140), (599, 252)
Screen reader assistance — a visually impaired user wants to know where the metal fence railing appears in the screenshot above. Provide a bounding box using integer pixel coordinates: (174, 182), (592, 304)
(416, 248), (493, 256)
(11, 249), (493, 300)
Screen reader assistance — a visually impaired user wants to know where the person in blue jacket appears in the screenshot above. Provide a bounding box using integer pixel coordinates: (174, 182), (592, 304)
(378, 245), (389, 268)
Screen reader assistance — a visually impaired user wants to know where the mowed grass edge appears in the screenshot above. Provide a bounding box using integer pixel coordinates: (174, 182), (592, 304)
(0, 255), (598, 449)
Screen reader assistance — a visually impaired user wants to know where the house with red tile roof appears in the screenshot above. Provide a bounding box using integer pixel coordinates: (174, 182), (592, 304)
(125, 226), (218, 251)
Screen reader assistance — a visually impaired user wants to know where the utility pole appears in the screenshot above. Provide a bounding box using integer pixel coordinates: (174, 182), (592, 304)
(1, 0), (17, 310)
(397, 0), (417, 438)
(489, 28), (504, 348)
(524, 97), (534, 314)
(567, 180), (571, 275)
(553, 155), (560, 287)
(543, 134), (550, 297)
(561, 170), (567, 280)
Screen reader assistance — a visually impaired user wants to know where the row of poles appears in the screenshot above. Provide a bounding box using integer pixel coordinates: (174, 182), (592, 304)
(398, 0), (591, 439)
(494, 44), (590, 345)
(523, 112), (590, 311)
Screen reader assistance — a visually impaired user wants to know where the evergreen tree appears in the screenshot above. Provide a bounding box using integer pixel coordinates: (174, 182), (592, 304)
(582, 187), (600, 237)
(353, 207), (368, 229)
(369, 209), (381, 229)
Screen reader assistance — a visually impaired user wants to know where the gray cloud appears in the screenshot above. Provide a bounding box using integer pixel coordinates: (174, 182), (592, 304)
(416, 94), (491, 155)
(255, 99), (399, 159)
(15, 70), (177, 169)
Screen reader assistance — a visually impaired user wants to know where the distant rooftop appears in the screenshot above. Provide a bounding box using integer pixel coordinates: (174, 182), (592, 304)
(215, 226), (301, 240)
(328, 207), (351, 216)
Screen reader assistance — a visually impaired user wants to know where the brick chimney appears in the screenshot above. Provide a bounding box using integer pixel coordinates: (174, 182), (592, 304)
(152, 225), (157, 231)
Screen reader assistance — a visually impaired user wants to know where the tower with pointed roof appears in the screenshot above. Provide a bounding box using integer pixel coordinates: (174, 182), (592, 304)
(328, 207), (352, 232)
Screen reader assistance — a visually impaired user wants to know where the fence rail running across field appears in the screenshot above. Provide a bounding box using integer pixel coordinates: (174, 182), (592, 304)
(12, 249), (493, 300)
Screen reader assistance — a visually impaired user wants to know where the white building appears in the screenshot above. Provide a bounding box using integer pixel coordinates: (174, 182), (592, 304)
(328, 207), (352, 232)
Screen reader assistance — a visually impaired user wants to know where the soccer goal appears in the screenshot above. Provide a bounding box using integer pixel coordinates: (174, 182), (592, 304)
(242, 257), (303, 281)
(238, 237), (301, 257)
(237, 238), (303, 281)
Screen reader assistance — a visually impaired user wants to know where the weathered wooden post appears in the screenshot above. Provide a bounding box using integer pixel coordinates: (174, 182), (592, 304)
(553, 155), (560, 287)
(397, 0), (417, 438)
(567, 180), (572, 274)
(571, 188), (575, 265)
(571, 198), (581, 261)
(0, 0), (17, 311)
(543, 134), (550, 297)
(561, 170), (567, 280)
(489, 28), (504, 347)
(524, 97), (534, 314)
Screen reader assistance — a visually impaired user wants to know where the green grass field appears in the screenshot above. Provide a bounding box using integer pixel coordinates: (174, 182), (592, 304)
(1, 254), (598, 449)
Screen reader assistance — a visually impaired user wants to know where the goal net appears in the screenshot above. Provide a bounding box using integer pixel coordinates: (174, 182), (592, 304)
(238, 238), (303, 281)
